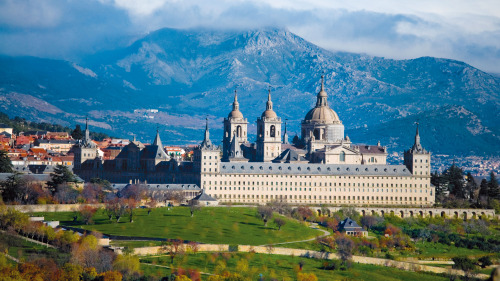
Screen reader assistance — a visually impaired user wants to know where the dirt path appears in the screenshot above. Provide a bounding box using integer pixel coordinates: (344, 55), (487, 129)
(258, 222), (330, 247)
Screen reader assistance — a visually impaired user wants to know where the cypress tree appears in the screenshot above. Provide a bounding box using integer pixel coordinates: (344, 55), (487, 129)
(0, 149), (13, 173)
(71, 124), (83, 140)
(488, 172), (499, 200)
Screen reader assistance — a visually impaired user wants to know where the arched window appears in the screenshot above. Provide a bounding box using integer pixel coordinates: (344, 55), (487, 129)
(314, 128), (320, 140)
(270, 125), (276, 137)
(340, 151), (346, 162)
(236, 125), (242, 137)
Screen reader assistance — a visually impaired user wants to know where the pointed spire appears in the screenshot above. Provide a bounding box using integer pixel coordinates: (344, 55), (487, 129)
(266, 86), (273, 111)
(283, 119), (289, 144)
(411, 121), (424, 152)
(233, 89), (239, 111)
(200, 116), (213, 149)
(153, 126), (163, 148)
(316, 75), (328, 107)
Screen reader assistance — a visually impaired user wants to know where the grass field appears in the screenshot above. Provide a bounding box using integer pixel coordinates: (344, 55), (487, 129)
(140, 252), (450, 281)
(397, 241), (493, 260)
(34, 207), (321, 245)
(0, 233), (69, 264)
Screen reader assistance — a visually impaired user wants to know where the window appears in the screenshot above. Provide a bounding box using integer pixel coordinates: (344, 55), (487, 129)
(270, 125), (276, 137)
(339, 151), (346, 162)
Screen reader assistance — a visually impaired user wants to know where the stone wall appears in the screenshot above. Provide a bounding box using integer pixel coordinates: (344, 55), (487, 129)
(7, 203), (105, 213)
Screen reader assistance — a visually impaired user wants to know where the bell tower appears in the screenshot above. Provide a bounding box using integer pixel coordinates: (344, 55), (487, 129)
(222, 90), (248, 161)
(256, 88), (282, 162)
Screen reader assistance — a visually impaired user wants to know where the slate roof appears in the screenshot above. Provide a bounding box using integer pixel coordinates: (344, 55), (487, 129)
(273, 149), (308, 163)
(337, 218), (364, 232)
(0, 173), (51, 182)
(192, 190), (217, 201)
(220, 163), (412, 176)
(112, 183), (200, 191)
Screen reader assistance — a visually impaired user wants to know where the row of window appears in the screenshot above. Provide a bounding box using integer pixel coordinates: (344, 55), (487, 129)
(212, 193), (428, 202)
(208, 186), (429, 194)
(204, 180), (428, 188)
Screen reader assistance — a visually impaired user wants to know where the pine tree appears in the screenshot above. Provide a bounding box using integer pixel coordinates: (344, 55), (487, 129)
(0, 149), (13, 173)
(71, 124), (83, 140)
(445, 164), (466, 199)
(47, 164), (77, 194)
(465, 172), (478, 201)
(488, 172), (499, 200)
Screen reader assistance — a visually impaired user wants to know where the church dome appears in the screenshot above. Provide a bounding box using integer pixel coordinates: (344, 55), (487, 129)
(303, 76), (341, 124)
(261, 109), (277, 118)
(228, 109), (244, 119)
(304, 106), (340, 124)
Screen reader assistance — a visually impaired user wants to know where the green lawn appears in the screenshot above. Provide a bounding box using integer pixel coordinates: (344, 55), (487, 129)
(0, 233), (69, 264)
(140, 253), (450, 281)
(34, 207), (321, 245)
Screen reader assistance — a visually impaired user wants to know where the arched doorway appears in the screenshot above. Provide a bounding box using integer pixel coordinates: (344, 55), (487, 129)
(400, 211), (404, 218)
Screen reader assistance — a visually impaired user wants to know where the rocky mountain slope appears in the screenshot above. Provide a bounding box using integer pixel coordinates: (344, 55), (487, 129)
(0, 27), (498, 156)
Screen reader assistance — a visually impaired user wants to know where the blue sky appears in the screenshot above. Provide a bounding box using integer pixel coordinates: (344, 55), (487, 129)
(1, 0), (500, 73)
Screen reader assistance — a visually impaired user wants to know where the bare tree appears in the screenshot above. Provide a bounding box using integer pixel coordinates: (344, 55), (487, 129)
(273, 217), (286, 231)
(335, 235), (354, 266)
(257, 206), (274, 226)
(189, 200), (200, 217)
(161, 239), (185, 264)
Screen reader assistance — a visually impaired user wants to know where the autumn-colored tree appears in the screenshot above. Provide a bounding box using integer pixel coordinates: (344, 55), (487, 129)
(96, 271), (123, 281)
(79, 205), (97, 225)
(296, 206), (313, 221)
(113, 254), (140, 279)
(161, 239), (185, 264)
(326, 218), (339, 233)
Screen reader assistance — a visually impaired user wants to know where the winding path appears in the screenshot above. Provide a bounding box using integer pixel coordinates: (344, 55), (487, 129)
(258, 222), (330, 247)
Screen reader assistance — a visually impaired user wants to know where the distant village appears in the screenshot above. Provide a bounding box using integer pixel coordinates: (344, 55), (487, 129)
(0, 122), (193, 176)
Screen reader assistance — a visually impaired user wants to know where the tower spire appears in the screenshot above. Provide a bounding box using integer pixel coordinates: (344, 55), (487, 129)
(200, 116), (213, 149)
(283, 119), (289, 144)
(153, 126), (163, 148)
(411, 121), (423, 152)
(266, 86), (273, 111)
(233, 89), (239, 111)
(316, 75), (328, 107)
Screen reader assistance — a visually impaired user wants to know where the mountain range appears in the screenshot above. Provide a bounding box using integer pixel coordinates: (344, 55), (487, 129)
(0, 27), (499, 156)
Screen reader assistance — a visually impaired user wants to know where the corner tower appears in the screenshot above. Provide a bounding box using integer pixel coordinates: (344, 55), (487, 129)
(404, 123), (431, 177)
(222, 90), (248, 161)
(194, 118), (220, 175)
(256, 88), (282, 162)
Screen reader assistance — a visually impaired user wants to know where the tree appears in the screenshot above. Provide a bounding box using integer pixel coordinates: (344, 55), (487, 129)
(189, 200), (200, 217)
(257, 205), (273, 226)
(478, 179), (489, 207)
(79, 205), (97, 225)
(465, 172), (478, 202)
(296, 206), (313, 221)
(47, 164), (77, 194)
(112, 254), (140, 279)
(0, 172), (26, 203)
(452, 256), (476, 278)
(488, 172), (499, 200)
(335, 235), (354, 265)
(444, 164), (466, 199)
(0, 150), (13, 173)
(71, 125), (83, 140)
(161, 239), (185, 264)
(360, 215), (379, 230)
(273, 217), (286, 230)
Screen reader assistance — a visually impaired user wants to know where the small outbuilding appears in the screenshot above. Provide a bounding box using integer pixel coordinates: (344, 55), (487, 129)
(337, 218), (368, 237)
(191, 190), (218, 206)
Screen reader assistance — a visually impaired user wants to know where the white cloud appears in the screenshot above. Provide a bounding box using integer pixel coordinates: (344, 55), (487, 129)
(1, 0), (500, 72)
